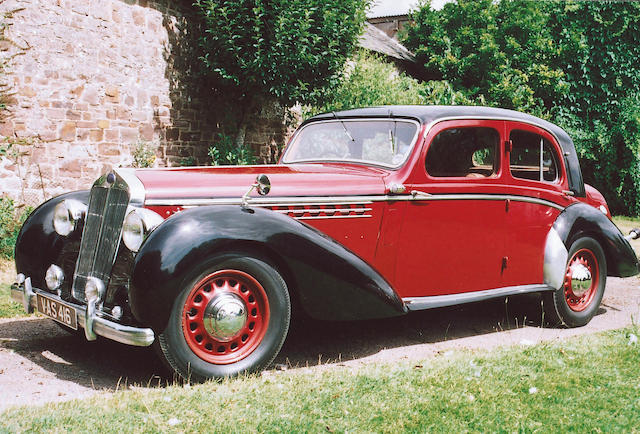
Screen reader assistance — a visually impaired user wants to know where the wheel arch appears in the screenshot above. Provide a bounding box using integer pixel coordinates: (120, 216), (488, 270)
(129, 205), (406, 332)
(553, 203), (639, 278)
(196, 239), (303, 317)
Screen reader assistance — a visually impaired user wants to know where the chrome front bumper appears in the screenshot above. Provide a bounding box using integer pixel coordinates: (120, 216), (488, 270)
(11, 276), (155, 347)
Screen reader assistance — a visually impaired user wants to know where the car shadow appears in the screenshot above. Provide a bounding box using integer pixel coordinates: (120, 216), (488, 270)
(0, 293), (608, 391)
(0, 318), (168, 390)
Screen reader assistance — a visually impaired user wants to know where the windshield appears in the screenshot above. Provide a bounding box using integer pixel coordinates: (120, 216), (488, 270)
(283, 119), (420, 168)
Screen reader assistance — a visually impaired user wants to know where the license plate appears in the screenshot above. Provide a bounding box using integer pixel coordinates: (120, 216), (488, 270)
(36, 293), (78, 330)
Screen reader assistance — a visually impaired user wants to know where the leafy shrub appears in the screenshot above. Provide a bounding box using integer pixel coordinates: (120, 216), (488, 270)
(404, 0), (640, 214)
(307, 51), (474, 117)
(179, 156), (196, 167)
(208, 133), (255, 166)
(0, 197), (30, 259)
(131, 141), (157, 168)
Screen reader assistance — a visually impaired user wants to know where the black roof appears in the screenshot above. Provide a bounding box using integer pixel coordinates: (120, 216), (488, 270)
(306, 105), (585, 196)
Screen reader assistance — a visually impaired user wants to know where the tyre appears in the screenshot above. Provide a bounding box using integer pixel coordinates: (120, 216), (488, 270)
(157, 253), (290, 382)
(543, 236), (606, 327)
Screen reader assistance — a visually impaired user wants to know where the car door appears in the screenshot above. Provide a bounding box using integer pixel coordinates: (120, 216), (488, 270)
(394, 120), (508, 298)
(500, 122), (572, 287)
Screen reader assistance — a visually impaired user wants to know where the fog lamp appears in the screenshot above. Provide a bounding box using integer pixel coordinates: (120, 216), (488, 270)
(85, 277), (105, 302)
(122, 208), (163, 252)
(45, 264), (64, 292)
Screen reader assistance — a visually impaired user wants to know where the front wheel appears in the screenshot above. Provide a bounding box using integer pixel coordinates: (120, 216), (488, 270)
(543, 237), (606, 327)
(157, 254), (290, 382)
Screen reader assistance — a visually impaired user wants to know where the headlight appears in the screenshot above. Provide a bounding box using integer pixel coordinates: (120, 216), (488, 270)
(53, 199), (87, 236)
(122, 208), (164, 252)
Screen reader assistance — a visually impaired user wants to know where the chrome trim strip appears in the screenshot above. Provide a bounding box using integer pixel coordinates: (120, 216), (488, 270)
(114, 168), (145, 207)
(295, 215), (372, 220)
(543, 227), (568, 290)
(146, 193), (564, 210)
(146, 197), (377, 207)
(403, 284), (554, 311)
(273, 207), (372, 215)
(416, 194), (565, 211)
(11, 280), (154, 347)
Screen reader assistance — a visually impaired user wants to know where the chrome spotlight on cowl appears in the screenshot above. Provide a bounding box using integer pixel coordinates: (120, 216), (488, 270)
(241, 174), (271, 207)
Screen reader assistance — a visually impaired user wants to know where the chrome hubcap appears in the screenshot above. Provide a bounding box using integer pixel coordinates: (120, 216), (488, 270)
(569, 263), (592, 297)
(203, 292), (247, 341)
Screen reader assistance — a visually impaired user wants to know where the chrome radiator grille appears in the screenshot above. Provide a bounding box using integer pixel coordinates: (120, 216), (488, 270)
(72, 173), (130, 301)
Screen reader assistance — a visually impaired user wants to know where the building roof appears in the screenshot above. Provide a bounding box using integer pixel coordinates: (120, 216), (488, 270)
(366, 0), (451, 18)
(359, 23), (414, 62)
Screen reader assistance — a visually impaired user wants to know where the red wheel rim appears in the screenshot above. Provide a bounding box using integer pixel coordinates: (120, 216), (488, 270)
(182, 270), (270, 364)
(564, 248), (599, 312)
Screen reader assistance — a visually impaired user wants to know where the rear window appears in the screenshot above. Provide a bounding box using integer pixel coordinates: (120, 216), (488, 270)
(510, 130), (559, 182)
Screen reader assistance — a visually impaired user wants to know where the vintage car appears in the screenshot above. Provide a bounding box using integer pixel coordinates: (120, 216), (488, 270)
(11, 106), (640, 381)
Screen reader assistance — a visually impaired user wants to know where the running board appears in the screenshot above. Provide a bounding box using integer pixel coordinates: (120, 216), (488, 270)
(402, 284), (554, 311)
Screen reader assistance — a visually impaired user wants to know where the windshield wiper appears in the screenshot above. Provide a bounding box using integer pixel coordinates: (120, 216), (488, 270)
(331, 111), (355, 142)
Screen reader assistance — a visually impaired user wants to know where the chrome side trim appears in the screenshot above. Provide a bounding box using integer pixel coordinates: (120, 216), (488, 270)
(11, 280), (154, 347)
(115, 168), (145, 207)
(543, 227), (568, 290)
(146, 197), (377, 207)
(296, 215), (372, 220)
(273, 207), (373, 215)
(146, 193), (564, 211)
(415, 193), (565, 211)
(403, 284), (553, 311)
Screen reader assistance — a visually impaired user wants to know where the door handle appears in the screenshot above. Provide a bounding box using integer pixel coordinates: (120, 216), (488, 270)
(410, 190), (431, 199)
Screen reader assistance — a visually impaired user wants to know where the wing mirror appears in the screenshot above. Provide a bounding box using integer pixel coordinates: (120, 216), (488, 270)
(242, 174), (271, 207)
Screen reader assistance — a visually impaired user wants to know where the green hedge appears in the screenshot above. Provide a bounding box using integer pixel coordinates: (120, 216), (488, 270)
(402, 0), (640, 214)
(0, 197), (30, 260)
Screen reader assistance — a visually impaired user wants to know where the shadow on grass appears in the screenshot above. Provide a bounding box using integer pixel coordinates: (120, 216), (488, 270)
(0, 292), (608, 391)
(277, 292), (605, 367)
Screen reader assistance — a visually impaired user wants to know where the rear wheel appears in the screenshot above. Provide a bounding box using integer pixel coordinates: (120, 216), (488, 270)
(543, 237), (606, 327)
(157, 254), (290, 382)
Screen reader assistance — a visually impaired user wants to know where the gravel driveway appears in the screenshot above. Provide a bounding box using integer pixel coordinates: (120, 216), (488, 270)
(1, 276), (639, 412)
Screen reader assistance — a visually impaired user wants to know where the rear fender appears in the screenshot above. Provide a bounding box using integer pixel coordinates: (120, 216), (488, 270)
(553, 203), (639, 278)
(130, 205), (406, 331)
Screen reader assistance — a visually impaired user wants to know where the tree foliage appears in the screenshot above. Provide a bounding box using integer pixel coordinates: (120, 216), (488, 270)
(403, 0), (640, 214)
(194, 0), (367, 127)
(307, 51), (473, 117)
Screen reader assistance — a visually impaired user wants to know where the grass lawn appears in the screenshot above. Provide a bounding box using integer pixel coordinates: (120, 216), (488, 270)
(1, 327), (639, 432)
(0, 258), (24, 318)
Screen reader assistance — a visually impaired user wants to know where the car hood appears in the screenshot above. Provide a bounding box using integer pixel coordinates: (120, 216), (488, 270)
(134, 164), (390, 201)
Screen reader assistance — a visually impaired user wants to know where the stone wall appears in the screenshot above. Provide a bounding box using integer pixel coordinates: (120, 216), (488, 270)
(0, 0), (286, 206)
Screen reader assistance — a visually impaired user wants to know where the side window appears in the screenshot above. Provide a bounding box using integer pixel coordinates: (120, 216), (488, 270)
(425, 127), (499, 178)
(509, 130), (559, 182)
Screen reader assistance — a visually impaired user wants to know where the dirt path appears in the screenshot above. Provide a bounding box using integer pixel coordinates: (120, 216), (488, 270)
(1, 276), (639, 412)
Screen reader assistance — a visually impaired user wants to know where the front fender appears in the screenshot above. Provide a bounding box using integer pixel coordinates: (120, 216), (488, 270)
(553, 202), (639, 278)
(130, 206), (406, 331)
(14, 191), (89, 289)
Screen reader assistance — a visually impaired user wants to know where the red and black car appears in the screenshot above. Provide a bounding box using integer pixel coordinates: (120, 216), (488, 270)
(12, 106), (640, 381)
